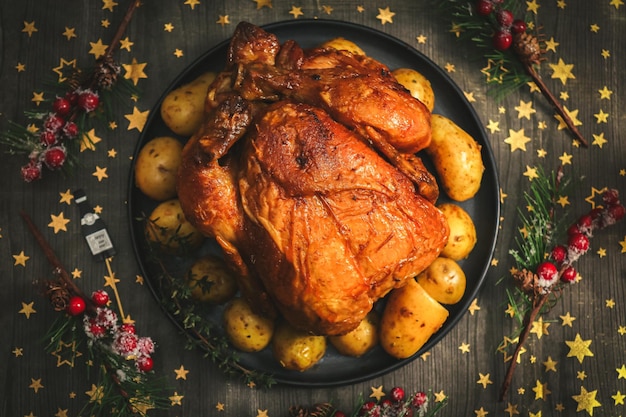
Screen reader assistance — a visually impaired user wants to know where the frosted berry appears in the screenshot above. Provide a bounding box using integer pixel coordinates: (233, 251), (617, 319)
(568, 232), (589, 253)
(43, 146), (66, 169)
(21, 160), (43, 182)
(475, 0), (493, 16)
(493, 30), (513, 51)
(67, 296), (86, 316)
(44, 113), (65, 132)
(137, 336), (155, 355)
(608, 204), (625, 221)
(91, 289), (109, 307)
(412, 391), (428, 407)
(602, 189), (620, 206)
(121, 323), (136, 334)
(333, 412), (347, 417)
(359, 401), (376, 415)
(114, 332), (139, 356)
(39, 130), (58, 146)
(89, 322), (107, 338)
(78, 90), (100, 112)
(550, 245), (567, 265)
(137, 356), (154, 372)
(561, 266), (577, 283)
(496, 9), (514, 28)
(536, 261), (558, 282)
(512, 19), (527, 34)
(63, 121), (79, 138)
(52, 97), (72, 116)
(390, 386), (405, 402)
(575, 214), (594, 236)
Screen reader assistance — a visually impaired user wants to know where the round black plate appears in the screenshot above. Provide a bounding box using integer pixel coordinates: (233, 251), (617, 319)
(128, 19), (500, 387)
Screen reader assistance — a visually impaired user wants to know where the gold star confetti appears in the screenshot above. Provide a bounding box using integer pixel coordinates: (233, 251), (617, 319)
(532, 379), (551, 400)
(585, 186), (608, 208)
(504, 402), (519, 416)
(572, 386), (601, 415)
(549, 58), (575, 85)
(184, 0), (200, 10)
(15, 62), (26, 72)
(459, 342), (470, 353)
(577, 370), (587, 380)
(119, 37), (134, 51)
(555, 107), (582, 130)
(536, 148), (547, 158)
(169, 392), (184, 406)
(476, 373), (493, 389)
(52, 58), (77, 83)
(376, 7), (395, 25)
(102, 0), (118, 11)
(468, 298), (480, 315)
(88, 38), (109, 59)
(445, 63), (455, 72)
(530, 316), (550, 339)
(29, 378), (44, 393)
(101, 19), (110, 28)
(216, 402), (225, 411)
(370, 385), (385, 400)
(590, 23), (600, 32)
(86, 384), (104, 404)
(558, 152), (573, 165)
(557, 195), (570, 207)
(434, 390), (447, 402)
(256, 409), (268, 417)
(19, 301), (36, 318)
(136, 275), (144, 284)
(123, 58), (148, 86)
(616, 364), (626, 379)
(31, 92), (45, 106)
(254, 0), (272, 8)
(416, 34), (427, 43)
(504, 128), (531, 152)
(108, 148), (117, 158)
(474, 406), (488, 417)
(59, 189), (74, 204)
(322, 5), (333, 14)
(486, 121), (500, 135)
(52, 340), (82, 367)
(597, 247), (607, 258)
(173, 48), (184, 58)
(515, 100), (536, 120)
(594, 109), (609, 123)
(601, 49), (611, 59)
(92, 166), (108, 181)
(557, 0), (566, 8)
(289, 6), (303, 18)
(174, 365), (189, 380)
(543, 356), (557, 372)
(48, 212), (70, 233)
(13, 347), (24, 357)
(216, 15), (230, 26)
(22, 21), (38, 37)
(13, 250), (30, 266)
(598, 86), (613, 99)
(544, 37), (559, 52)
(610, 0), (624, 8)
(565, 334), (594, 363)
(62, 27), (76, 40)
(612, 391), (626, 405)
(125, 106), (150, 131)
(618, 325), (626, 335)
(526, 0), (540, 13)
(72, 268), (82, 279)
(164, 22), (174, 32)
(523, 166), (539, 181)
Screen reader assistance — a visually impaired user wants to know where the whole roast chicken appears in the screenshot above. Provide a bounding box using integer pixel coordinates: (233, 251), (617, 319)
(177, 22), (449, 336)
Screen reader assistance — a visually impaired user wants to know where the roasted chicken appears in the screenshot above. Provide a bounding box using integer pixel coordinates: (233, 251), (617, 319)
(177, 22), (449, 335)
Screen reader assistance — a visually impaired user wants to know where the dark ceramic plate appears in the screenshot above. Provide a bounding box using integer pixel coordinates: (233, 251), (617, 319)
(128, 19), (500, 387)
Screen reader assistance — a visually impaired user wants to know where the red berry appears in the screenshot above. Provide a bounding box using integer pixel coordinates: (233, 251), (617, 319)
(493, 30), (513, 51)
(359, 401), (376, 415)
(89, 323), (107, 338)
(114, 332), (139, 356)
(121, 323), (136, 334)
(536, 261), (558, 282)
(44, 113), (65, 132)
(511, 19), (527, 34)
(561, 266), (577, 283)
(78, 90), (100, 112)
(575, 214), (595, 236)
(390, 386), (405, 402)
(550, 245), (567, 265)
(380, 399), (393, 409)
(39, 130), (58, 146)
(67, 296), (86, 316)
(608, 204), (625, 222)
(137, 356), (154, 372)
(21, 160), (42, 182)
(475, 0), (493, 16)
(496, 9), (514, 27)
(91, 289), (109, 307)
(52, 97), (72, 116)
(412, 391), (428, 408)
(568, 232), (589, 253)
(43, 146), (66, 169)
(63, 121), (79, 138)
(333, 412), (347, 417)
(602, 189), (620, 206)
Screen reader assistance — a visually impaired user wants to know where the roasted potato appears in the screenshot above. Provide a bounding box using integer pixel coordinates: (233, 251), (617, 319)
(320, 37), (366, 55)
(134, 136), (183, 201)
(417, 257), (466, 305)
(187, 255), (238, 304)
(392, 68), (435, 112)
(145, 199), (204, 252)
(438, 203), (477, 260)
(160, 71), (216, 137)
(329, 311), (380, 357)
(272, 321), (326, 372)
(379, 279), (449, 359)
(223, 297), (275, 352)
(426, 114), (485, 202)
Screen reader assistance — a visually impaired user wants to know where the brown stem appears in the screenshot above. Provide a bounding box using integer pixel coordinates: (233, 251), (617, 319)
(105, 0), (141, 59)
(19, 210), (97, 314)
(499, 293), (550, 401)
(523, 64), (588, 148)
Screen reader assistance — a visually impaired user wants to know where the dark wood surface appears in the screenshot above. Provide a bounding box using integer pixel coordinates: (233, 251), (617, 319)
(1, 1), (625, 416)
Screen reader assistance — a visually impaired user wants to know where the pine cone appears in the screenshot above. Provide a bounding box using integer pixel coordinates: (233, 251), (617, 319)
(513, 268), (537, 295)
(288, 403), (334, 417)
(288, 406), (309, 417)
(94, 56), (121, 90)
(513, 32), (542, 66)
(42, 280), (70, 311)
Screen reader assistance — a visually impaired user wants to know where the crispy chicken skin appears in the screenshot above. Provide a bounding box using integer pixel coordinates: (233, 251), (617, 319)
(177, 22), (448, 335)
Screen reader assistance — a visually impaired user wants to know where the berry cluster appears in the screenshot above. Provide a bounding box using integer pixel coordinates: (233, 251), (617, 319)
(334, 387), (429, 417)
(474, 0), (527, 51)
(534, 189), (625, 293)
(67, 289), (155, 373)
(20, 88), (100, 182)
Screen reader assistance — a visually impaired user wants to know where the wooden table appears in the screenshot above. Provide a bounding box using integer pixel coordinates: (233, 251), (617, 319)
(1, 1), (625, 416)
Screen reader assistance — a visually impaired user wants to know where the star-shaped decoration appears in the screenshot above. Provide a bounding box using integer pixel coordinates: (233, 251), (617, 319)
(590, 23), (600, 33)
(474, 407), (488, 417)
(556, 0), (566, 8)
(253, 0), (272, 9)
(578, 370), (588, 380)
(612, 391), (626, 405)
(543, 356), (557, 372)
(123, 58), (148, 86)
(22, 21), (38, 37)
(610, 0), (624, 8)
(173, 49), (184, 58)
(169, 392), (184, 406)
(504, 128), (531, 152)
(556, 195), (570, 208)
(184, 0), (200, 10)
(13, 250), (30, 266)
(476, 373), (493, 389)
(322, 5), (333, 14)
(289, 6), (303, 18)
(536, 148), (547, 158)
(585, 186), (608, 209)
(88, 38), (109, 59)
(523, 166), (539, 181)
(597, 247), (607, 258)
(102, 0), (118, 11)
(92, 166), (109, 182)
(434, 390), (446, 402)
(464, 91), (476, 102)
(468, 298), (480, 315)
(559, 91), (569, 100)
(104, 272), (120, 288)
(52, 340), (82, 367)
(13, 347), (24, 357)
(449, 23), (464, 38)
(29, 378), (44, 393)
(108, 148), (118, 158)
(136, 274), (145, 284)
(445, 63), (455, 72)
(593, 109), (609, 123)
(459, 342), (470, 353)
(598, 86), (612, 99)
(72, 268), (83, 279)
(48, 212), (70, 233)
(416, 34), (427, 44)
(544, 37), (559, 52)
(526, 0), (540, 13)
(616, 364), (626, 379)
(86, 384), (104, 404)
(572, 386), (601, 415)
(164, 22), (174, 32)
(216, 15), (230, 26)
(101, 19), (110, 28)
(80, 129), (102, 151)
(503, 402), (519, 416)
(549, 58), (575, 85)
(19, 301), (36, 318)
(32, 92), (45, 106)
(125, 106), (150, 131)
(618, 325), (626, 335)
(370, 385), (385, 400)
(590, 133), (607, 148)
(558, 152), (573, 165)
(601, 50), (611, 60)
(174, 365), (189, 380)
(532, 379), (551, 400)
(565, 334), (594, 363)
(216, 402), (225, 411)
(15, 62), (26, 72)
(256, 410), (268, 417)
(376, 7), (395, 25)
(555, 106), (582, 130)
(59, 189), (74, 205)
(530, 316), (550, 339)
(119, 37), (134, 51)
(52, 58), (77, 83)
(62, 27), (77, 40)
(515, 100), (536, 120)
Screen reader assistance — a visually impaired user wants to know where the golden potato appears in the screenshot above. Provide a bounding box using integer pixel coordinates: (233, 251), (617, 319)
(134, 136), (183, 201)
(426, 114), (485, 202)
(438, 203), (477, 260)
(187, 255), (238, 304)
(379, 279), (449, 359)
(392, 68), (435, 112)
(160, 72), (216, 137)
(417, 257), (466, 305)
(145, 199), (204, 252)
(223, 297), (275, 352)
(329, 311), (379, 357)
(272, 321), (326, 372)
(320, 37), (366, 55)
